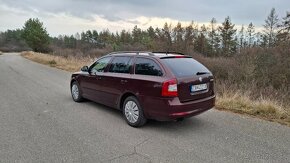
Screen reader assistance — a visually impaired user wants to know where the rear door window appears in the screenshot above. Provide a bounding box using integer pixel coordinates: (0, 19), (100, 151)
(135, 58), (163, 76)
(161, 58), (211, 77)
(109, 57), (132, 73)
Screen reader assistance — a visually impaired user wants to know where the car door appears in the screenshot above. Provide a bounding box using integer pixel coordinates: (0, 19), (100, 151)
(130, 57), (165, 116)
(80, 56), (112, 102)
(101, 56), (133, 108)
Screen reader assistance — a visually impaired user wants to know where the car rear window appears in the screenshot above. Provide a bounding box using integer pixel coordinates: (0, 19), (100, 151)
(161, 58), (211, 77)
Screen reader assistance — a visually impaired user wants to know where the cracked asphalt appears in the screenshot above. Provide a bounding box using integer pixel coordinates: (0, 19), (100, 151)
(1, 53), (290, 163)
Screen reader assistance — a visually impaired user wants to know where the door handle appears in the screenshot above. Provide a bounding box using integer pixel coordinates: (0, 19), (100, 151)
(121, 79), (128, 84)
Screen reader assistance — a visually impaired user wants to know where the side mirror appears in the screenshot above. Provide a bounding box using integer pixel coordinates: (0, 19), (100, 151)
(81, 66), (89, 72)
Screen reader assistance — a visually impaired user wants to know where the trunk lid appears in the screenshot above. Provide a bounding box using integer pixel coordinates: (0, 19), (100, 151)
(177, 75), (214, 102)
(160, 57), (214, 102)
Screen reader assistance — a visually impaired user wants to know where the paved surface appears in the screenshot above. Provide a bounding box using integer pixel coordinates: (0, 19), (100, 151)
(0, 53), (290, 163)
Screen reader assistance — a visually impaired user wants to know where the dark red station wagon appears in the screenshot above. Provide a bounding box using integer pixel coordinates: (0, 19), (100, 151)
(70, 51), (215, 127)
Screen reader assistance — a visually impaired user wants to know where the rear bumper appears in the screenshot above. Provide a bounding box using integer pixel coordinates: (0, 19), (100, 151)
(141, 95), (215, 121)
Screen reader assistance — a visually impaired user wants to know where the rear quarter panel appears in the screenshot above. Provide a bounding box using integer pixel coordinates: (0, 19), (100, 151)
(128, 75), (169, 118)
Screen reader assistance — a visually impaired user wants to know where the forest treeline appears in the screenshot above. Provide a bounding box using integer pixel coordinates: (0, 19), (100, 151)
(0, 8), (289, 91)
(0, 8), (289, 57)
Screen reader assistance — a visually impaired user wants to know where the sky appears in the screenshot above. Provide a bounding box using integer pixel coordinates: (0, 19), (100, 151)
(0, 0), (289, 36)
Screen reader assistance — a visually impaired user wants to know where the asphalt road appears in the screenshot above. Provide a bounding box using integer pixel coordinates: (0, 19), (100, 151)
(0, 53), (290, 163)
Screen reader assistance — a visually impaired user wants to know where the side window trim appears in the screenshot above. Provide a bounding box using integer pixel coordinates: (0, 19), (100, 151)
(128, 57), (134, 74)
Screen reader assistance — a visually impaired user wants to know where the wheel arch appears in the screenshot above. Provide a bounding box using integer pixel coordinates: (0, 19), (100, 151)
(70, 79), (76, 88)
(119, 92), (138, 111)
(70, 78), (83, 96)
(70, 76), (79, 88)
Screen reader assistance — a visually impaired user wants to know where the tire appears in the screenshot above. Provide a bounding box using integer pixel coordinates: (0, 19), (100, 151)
(71, 81), (84, 102)
(123, 96), (147, 127)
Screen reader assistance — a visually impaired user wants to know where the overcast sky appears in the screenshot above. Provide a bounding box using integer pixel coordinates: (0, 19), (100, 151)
(0, 0), (289, 36)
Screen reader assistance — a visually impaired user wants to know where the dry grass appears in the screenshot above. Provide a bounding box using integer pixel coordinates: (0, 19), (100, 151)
(216, 85), (290, 126)
(195, 49), (290, 126)
(21, 51), (93, 72)
(21, 51), (290, 127)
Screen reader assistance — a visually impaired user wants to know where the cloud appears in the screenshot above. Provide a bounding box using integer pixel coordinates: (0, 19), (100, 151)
(0, 0), (289, 35)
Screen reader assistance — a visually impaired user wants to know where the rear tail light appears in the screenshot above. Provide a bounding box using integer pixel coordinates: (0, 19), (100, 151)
(162, 79), (178, 97)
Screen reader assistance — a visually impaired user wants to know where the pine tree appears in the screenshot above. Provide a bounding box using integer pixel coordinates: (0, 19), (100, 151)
(184, 21), (196, 54)
(22, 18), (50, 52)
(238, 25), (246, 51)
(92, 30), (99, 42)
(282, 12), (290, 32)
(208, 18), (219, 56)
(247, 22), (255, 47)
(81, 32), (86, 42)
(194, 25), (210, 56)
(147, 26), (156, 40)
(173, 22), (185, 52)
(173, 22), (184, 43)
(132, 25), (142, 44)
(85, 30), (93, 43)
(98, 29), (111, 47)
(162, 22), (173, 51)
(218, 16), (237, 56)
(255, 32), (262, 46)
(120, 30), (131, 44)
(263, 8), (279, 47)
(277, 12), (290, 43)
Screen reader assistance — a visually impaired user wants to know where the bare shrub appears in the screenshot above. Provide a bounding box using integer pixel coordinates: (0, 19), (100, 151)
(48, 59), (57, 65)
(192, 47), (290, 123)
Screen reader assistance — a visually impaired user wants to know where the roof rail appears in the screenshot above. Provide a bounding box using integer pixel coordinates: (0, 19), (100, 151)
(107, 51), (154, 56)
(152, 51), (185, 55)
(107, 51), (149, 55)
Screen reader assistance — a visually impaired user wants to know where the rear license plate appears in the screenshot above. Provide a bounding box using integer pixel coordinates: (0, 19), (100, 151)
(191, 83), (207, 92)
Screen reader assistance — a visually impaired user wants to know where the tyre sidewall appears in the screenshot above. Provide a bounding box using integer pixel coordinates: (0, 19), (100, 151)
(123, 96), (146, 127)
(71, 81), (83, 102)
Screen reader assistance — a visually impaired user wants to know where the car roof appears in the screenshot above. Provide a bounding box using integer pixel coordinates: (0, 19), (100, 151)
(106, 51), (188, 58)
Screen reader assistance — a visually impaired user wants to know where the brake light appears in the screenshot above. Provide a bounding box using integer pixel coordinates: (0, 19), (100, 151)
(174, 56), (185, 58)
(162, 79), (178, 97)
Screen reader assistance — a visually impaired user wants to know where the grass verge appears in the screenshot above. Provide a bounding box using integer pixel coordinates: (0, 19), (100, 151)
(216, 90), (290, 126)
(21, 51), (93, 72)
(21, 51), (290, 127)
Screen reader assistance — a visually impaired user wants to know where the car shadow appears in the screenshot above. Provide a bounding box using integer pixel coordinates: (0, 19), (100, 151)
(143, 117), (209, 133)
(83, 100), (123, 116)
(77, 98), (212, 132)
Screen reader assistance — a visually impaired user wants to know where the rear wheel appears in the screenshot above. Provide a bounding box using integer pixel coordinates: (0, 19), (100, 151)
(123, 96), (147, 127)
(71, 81), (83, 102)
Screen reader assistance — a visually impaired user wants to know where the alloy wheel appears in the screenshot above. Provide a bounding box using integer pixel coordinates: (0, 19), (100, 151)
(124, 100), (139, 123)
(71, 84), (79, 100)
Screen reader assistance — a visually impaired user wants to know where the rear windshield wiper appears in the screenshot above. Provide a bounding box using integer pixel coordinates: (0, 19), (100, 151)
(196, 72), (209, 75)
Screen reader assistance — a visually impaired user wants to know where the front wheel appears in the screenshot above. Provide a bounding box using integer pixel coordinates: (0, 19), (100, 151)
(123, 96), (147, 127)
(71, 81), (83, 102)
